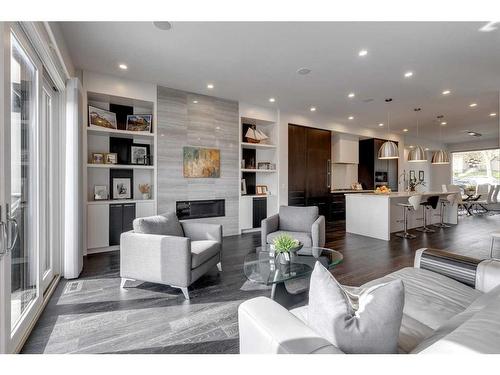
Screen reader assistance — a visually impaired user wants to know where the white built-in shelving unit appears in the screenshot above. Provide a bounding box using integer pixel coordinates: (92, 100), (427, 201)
(239, 103), (280, 233)
(82, 71), (158, 255)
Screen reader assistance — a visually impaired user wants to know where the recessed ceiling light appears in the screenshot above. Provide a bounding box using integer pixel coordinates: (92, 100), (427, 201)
(207, 84), (214, 89)
(441, 121), (447, 125)
(408, 145), (415, 149)
(404, 71), (413, 78)
(297, 67), (312, 75)
(490, 113), (497, 117)
(118, 64), (128, 70)
(442, 90), (451, 95)
(425, 148), (429, 151)
(403, 128), (408, 132)
(358, 49), (368, 57)
(348, 92), (355, 98)
(215, 126), (221, 130)
(467, 131), (482, 137)
(310, 107), (316, 112)
(269, 98), (275, 103)
(193, 100), (198, 104)
(469, 103), (478, 107)
(378, 123), (384, 127)
(153, 21), (172, 31)
(348, 116), (354, 120)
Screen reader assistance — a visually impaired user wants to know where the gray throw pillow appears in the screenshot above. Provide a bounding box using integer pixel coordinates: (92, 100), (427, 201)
(133, 212), (184, 237)
(307, 262), (404, 354)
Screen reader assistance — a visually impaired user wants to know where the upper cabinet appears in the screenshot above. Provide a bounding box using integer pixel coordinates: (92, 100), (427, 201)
(332, 133), (359, 164)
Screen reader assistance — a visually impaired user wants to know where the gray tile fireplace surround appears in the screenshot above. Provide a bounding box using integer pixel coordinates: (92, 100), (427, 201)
(157, 86), (239, 235)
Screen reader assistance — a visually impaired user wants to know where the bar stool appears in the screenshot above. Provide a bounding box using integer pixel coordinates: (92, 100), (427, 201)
(416, 195), (439, 233)
(490, 233), (500, 258)
(434, 196), (452, 228)
(395, 194), (422, 239)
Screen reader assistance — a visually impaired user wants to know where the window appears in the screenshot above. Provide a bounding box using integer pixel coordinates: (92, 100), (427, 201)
(452, 149), (500, 187)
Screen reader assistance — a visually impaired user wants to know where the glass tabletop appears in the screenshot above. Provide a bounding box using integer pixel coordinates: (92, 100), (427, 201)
(243, 245), (343, 286)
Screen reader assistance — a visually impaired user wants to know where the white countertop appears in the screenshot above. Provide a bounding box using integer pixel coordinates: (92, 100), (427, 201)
(345, 191), (450, 198)
(331, 189), (374, 193)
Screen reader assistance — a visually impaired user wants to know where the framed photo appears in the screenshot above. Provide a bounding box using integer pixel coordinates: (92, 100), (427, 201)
(94, 185), (108, 201)
(257, 162), (271, 170)
(409, 170), (416, 182)
(419, 170), (425, 181)
(256, 185), (268, 195)
(104, 153), (118, 164)
(130, 144), (150, 165)
(112, 178), (131, 199)
(126, 114), (152, 133)
(88, 106), (117, 130)
(241, 179), (247, 195)
(91, 153), (104, 164)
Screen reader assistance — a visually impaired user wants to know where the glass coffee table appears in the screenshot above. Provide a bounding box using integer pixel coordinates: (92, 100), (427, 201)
(243, 245), (343, 308)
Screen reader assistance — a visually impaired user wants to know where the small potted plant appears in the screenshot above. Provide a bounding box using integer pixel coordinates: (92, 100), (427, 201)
(271, 234), (302, 264)
(139, 184), (151, 200)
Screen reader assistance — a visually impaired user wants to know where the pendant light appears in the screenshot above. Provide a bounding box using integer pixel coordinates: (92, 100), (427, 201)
(432, 115), (450, 164)
(378, 98), (399, 159)
(408, 108), (427, 162)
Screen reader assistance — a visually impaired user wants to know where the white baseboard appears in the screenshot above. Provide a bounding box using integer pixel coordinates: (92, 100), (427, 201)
(86, 245), (120, 255)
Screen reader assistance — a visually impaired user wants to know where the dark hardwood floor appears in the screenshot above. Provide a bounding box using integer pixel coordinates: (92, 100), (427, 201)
(22, 214), (498, 353)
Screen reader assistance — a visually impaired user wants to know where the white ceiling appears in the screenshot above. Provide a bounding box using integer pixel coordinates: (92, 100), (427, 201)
(59, 21), (500, 144)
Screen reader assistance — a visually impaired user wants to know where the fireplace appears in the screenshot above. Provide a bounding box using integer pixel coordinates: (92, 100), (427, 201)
(176, 199), (225, 220)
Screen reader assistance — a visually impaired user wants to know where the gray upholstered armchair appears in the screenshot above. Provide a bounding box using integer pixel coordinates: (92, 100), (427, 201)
(120, 212), (222, 300)
(261, 206), (325, 248)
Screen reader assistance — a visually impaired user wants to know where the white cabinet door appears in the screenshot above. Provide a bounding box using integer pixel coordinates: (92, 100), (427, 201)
(87, 205), (109, 249)
(239, 197), (253, 231)
(136, 201), (156, 218)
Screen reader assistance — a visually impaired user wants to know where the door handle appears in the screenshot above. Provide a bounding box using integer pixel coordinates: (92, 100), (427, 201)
(0, 206), (6, 257)
(6, 203), (19, 252)
(326, 159), (332, 189)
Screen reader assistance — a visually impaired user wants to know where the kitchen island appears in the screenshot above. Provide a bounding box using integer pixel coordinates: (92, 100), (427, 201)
(345, 191), (458, 241)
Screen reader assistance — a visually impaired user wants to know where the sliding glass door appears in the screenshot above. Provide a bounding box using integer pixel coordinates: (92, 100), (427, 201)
(0, 24), (59, 353)
(9, 30), (39, 335)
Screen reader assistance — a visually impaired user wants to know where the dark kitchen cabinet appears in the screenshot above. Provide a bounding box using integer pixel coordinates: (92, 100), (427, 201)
(109, 203), (136, 246)
(330, 193), (346, 220)
(288, 124), (332, 219)
(358, 138), (398, 191)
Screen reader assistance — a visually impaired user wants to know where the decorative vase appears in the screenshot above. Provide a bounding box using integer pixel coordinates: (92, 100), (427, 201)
(142, 192), (150, 200)
(276, 251), (294, 265)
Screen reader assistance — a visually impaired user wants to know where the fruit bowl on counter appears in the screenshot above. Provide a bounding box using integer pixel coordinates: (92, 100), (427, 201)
(374, 186), (392, 194)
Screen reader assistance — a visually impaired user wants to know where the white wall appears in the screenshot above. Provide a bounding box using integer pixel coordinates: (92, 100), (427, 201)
(83, 71), (157, 103)
(46, 22), (75, 77)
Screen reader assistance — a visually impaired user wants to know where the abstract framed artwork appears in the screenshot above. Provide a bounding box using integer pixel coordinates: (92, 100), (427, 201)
(183, 146), (220, 178)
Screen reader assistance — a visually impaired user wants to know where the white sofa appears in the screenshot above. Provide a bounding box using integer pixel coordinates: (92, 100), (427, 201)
(238, 248), (500, 354)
